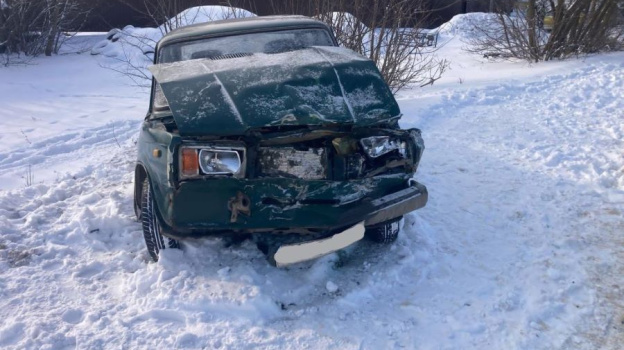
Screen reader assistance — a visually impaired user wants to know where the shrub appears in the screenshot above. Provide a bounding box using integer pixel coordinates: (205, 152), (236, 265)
(467, 0), (624, 62)
(0, 0), (90, 65)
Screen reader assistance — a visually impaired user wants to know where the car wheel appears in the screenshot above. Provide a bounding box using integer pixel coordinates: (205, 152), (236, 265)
(365, 217), (401, 244)
(140, 179), (180, 262)
(133, 182), (142, 221)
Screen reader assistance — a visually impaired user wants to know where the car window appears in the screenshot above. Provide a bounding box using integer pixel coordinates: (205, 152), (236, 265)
(159, 28), (335, 63)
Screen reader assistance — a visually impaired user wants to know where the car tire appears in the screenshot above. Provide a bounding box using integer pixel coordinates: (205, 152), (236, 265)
(133, 181), (142, 221)
(140, 179), (180, 262)
(365, 217), (401, 244)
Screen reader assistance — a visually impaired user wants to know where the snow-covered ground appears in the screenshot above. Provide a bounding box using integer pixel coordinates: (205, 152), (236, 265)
(1, 13), (623, 349)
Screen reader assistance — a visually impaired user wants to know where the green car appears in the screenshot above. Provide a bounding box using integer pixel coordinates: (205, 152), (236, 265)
(134, 16), (428, 266)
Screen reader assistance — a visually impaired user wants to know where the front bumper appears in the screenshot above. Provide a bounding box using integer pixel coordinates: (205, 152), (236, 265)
(155, 175), (427, 239)
(272, 182), (428, 266)
(352, 180), (428, 226)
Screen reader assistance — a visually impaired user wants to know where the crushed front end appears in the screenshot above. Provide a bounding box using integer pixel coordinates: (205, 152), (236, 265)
(141, 46), (429, 240)
(137, 20), (430, 265)
(145, 125), (427, 239)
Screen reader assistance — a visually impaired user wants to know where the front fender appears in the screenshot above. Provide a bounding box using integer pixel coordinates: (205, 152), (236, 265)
(137, 121), (180, 229)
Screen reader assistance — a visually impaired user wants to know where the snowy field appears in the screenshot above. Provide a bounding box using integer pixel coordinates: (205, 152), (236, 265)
(1, 13), (623, 349)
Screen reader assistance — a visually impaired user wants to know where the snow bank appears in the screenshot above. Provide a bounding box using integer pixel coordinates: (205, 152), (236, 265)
(91, 26), (161, 59)
(435, 12), (500, 38)
(161, 5), (255, 31)
(91, 5), (256, 82)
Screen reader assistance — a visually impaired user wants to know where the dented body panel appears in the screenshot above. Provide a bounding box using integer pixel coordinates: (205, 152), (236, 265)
(135, 16), (427, 242)
(163, 174), (421, 236)
(148, 46), (400, 136)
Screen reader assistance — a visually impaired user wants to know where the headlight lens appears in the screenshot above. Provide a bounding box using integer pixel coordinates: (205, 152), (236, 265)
(179, 146), (245, 179)
(360, 136), (403, 158)
(198, 149), (242, 175)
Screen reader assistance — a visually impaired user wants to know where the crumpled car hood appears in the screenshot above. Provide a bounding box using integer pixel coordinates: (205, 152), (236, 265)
(148, 46), (401, 136)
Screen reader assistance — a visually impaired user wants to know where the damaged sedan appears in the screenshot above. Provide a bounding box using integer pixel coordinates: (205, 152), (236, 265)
(134, 16), (428, 266)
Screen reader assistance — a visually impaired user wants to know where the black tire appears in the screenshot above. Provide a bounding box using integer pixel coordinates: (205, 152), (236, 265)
(133, 182), (142, 221)
(141, 179), (180, 262)
(365, 217), (402, 244)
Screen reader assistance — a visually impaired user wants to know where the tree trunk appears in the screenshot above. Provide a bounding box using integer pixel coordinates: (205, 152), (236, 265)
(44, 0), (61, 56)
(527, 0), (538, 61)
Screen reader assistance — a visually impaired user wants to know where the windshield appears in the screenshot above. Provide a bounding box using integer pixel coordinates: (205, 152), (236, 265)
(158, 28), (335, 63)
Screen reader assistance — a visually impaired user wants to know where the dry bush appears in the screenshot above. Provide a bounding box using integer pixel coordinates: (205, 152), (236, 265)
(41, 0), (91, 56)
(0, 0), (90, 65)
(0, 0), (47, 63)
(119, 0), (252, 35)
(108, 0), (447, 92)
(467, 0), (624, 62)
(101, 1), (253, 87)
(267, 0), (449, 92)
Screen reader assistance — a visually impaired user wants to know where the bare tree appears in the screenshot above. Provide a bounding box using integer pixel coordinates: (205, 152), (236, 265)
(267, 0), (449, 92)
(102, 2), (253, 87)
(118, 0), (200, 34)
(42, 0), (90, 56)
(0, 0), (90, 64)
(106, 0), (447, 92)
(0, 0), (47, 61)
(467, 0), (623, 62)
(117, 0), (252, 35)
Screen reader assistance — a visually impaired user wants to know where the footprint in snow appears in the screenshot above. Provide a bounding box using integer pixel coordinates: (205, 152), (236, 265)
(62, 309), (84, 324)
(73, 262), (105, 279)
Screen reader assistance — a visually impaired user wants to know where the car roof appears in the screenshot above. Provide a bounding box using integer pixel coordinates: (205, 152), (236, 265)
(157, 15), (332, 48)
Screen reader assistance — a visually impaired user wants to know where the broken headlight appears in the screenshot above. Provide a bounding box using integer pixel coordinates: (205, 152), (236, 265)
(360, 136), (406, 158)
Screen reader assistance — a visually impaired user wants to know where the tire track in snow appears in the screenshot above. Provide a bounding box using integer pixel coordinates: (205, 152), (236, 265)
(0, 120), (140, 190)
(400, 58), (624, 349)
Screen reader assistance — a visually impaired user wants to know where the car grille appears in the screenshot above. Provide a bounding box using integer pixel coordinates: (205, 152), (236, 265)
(258, 147), (327, 180)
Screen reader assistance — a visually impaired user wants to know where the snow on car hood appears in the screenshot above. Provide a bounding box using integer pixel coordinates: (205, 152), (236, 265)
(148, 46), (401, 136)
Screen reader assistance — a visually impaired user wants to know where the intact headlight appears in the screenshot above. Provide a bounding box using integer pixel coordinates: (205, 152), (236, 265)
(179, 145), (245, 179)
(199, 149), (241, 175)
(360, 136), (405, 158)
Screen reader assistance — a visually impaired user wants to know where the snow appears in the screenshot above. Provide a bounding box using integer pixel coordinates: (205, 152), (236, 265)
(1, 12), (623, 350)
(162, 5), (256, 31)
(436, 13), (499, 37)
(326, 281), (339, 293)
(91, 6), (256, 86)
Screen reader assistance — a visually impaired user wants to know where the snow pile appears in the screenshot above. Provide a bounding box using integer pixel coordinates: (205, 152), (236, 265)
(436, 12), (500, 38)
(161, 5), (255, 31)
(91, 6), (256, 79)
(91, 26), (160, 59)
